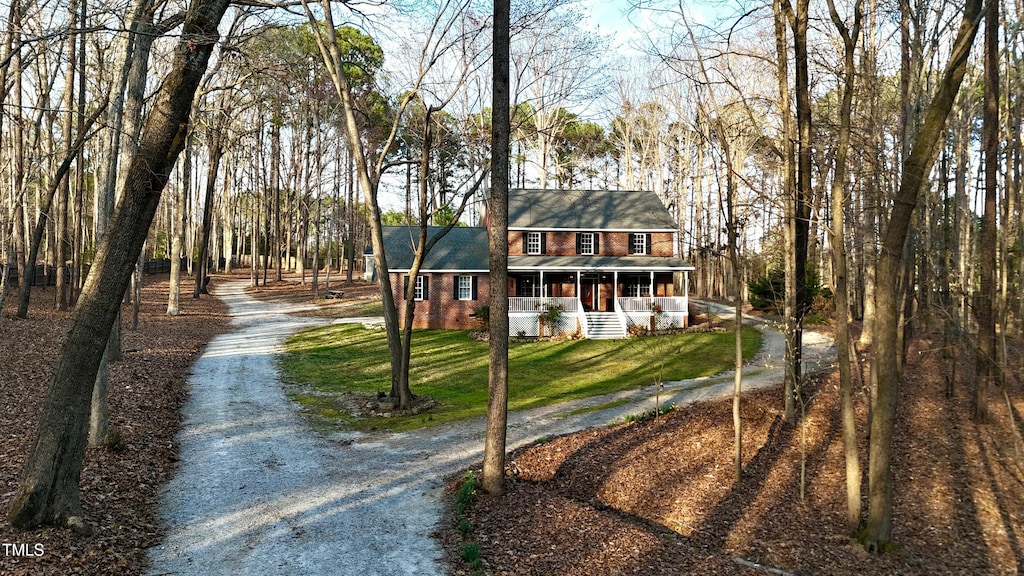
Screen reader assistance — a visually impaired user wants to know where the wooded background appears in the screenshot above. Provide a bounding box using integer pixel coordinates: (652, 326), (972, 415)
(0, 0), (1019, 549)
(1, 0), (1019, 323)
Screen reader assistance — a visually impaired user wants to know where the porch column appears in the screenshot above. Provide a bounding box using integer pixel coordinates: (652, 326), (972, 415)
(541, 270), (545, 298)
(576, 272), (580, 300)
(613, 271), (618, 299)
(649, 271), (655, 298)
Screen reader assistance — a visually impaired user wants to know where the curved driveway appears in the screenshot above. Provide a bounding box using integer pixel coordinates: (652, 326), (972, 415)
(148, 281), (833, 575)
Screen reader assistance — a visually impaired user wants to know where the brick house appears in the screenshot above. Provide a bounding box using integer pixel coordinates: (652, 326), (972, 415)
(379, 189), (694, 338)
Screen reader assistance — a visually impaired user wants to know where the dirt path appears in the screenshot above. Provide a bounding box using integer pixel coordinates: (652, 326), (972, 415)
(148, 281), (833, 575)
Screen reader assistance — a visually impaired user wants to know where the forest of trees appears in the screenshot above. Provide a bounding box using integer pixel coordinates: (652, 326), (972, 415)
(1, 0), (1021, 552)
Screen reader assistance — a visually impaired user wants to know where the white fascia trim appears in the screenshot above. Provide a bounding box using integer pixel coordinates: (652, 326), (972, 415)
(389, 269), (490, 274)
(509, 227), (677, 233)
(509, 265), (696, 272)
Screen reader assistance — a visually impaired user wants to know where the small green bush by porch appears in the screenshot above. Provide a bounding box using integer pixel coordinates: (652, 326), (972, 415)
(281, 325), (761, 432)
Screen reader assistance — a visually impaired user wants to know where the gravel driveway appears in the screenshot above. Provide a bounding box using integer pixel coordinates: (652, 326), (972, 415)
(147, 281), (833, 575)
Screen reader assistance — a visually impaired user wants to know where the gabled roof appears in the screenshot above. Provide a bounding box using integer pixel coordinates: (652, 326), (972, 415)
(508, 189), (676, 231)
(382, 226), (489, 272)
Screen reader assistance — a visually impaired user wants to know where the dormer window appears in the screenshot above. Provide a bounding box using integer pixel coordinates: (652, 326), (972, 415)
(576, 232), (599, 255)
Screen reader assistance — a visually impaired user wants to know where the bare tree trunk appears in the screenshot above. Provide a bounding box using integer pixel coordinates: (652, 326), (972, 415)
(302, 0), (484, 411)
(54, 0), (79, 312)
(16, 105), (106, 318)
(169, 137), (192, 314)
(194, 128), (223, 298)
(70, 0), (88, 303)
(272, 118), (283, 282)
(7, 0), (229, 530)
(827, 0), (863, 534)
(167, 178), (184, 315)
(0, 242), (13, 326)
(975, 0), (999, 422)
(312, 194), (321, 298)
(791, 0), (812, 418)
(131, 250), (142, 330)
(222, 183), (234, 274)
(345, 147), (355, 283)
(483, 0), (511, 495)
(727, 158), (743, 482)
(774, 0), (798, 425)
(92, 3), (177, 442)
(3, 0), (27, 311)
(864, 0), (983, 551)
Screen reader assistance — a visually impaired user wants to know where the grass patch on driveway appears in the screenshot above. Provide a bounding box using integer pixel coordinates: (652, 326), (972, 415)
(281, 325), (761, 431)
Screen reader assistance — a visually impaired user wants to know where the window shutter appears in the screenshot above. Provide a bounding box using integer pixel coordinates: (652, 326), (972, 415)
(646, 233), (653, 255)
(422, 276), (430, 300)
(575, 233), (582, 255)
(628, 234), (636, 255)
(540, 232), (547, 254)
(594, 233), (601, 254)
(471, 276), (478, 300)
(454, 276), (460, 300)
(522, 233), (528, 254)
(404, 275), (409, 295)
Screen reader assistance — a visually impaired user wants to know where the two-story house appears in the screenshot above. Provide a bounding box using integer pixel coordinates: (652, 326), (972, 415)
(379, 189), (694, 339)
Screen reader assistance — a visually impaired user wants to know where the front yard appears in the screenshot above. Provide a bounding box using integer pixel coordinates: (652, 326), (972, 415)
(280, 324), (761, 431)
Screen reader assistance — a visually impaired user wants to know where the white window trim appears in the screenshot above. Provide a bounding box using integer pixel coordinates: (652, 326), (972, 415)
(632, 233), (647, 254)
(414, 275), (426, 301)
(457, 276), (473, 300)
(526, 232), (542, 255)
(580, 232), (595, 255)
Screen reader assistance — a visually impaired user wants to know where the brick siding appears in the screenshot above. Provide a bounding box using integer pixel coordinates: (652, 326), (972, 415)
(390, 272), (490, 330)
(509, 231), (675, 257)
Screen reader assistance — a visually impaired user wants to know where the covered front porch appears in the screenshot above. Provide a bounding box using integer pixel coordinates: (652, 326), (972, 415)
(507, 269), (691, 339)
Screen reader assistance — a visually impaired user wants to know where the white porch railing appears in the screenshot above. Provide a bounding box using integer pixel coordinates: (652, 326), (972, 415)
(617, 297), (689, 331)
(508, 297), (580, 337)
(506, 297), (689, 336)
(617, 296), (688, 312)
(508, 297), (579, 313)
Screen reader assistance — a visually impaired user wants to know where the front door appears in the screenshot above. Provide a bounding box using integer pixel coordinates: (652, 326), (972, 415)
(581, 274), (599, 311)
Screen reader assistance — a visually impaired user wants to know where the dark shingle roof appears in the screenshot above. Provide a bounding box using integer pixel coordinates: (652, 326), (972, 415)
(379, 190), (688, 273)
(381, 226), (489, 271)
(508, 189), (676, 231)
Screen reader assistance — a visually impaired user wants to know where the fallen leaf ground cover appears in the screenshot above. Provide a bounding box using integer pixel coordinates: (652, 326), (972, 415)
(4, 275), (1022, 576)
(442, 335), (1024, 575)
(1, 276), (228, 576)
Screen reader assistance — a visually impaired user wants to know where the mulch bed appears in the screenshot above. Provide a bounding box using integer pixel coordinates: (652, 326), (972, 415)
(441, 337), (1024, 575)
(1, 276), (228, 576)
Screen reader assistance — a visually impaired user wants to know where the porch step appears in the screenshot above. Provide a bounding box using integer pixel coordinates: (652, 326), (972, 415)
(585, 312), (627, 339)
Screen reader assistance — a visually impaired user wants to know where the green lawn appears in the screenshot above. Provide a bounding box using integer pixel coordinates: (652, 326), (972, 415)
(281, 325), (761, 431)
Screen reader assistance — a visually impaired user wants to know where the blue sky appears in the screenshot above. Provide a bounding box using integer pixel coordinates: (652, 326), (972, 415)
(579, 0), (648, 55)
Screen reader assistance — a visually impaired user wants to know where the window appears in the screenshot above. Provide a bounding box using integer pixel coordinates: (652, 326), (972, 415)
(631, 233), (651, 255)
(455, 275), (477, 301)
(413, 275), (427, 301)
(577, 232), (597, 255)
(625, 280), (651, 297)
(526, 232), (543, 255)
(517, 274), (542, 297)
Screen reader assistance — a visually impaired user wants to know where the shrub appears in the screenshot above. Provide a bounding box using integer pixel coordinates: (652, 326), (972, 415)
(747, 268), (829, 318)
(473, 305), (490, 329)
